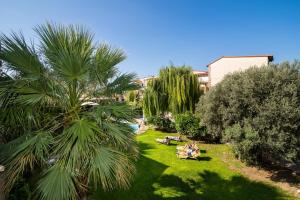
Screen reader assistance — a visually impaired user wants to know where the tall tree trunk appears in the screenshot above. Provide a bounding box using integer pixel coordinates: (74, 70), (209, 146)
(80, 193), (88, 200)
(78, 190), (89, 200)
(78, 177), (88, 200)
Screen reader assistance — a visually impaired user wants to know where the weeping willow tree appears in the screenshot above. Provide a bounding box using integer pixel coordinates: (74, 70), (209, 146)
(143, 66), (201, 117)
(143, 78), (168, 117)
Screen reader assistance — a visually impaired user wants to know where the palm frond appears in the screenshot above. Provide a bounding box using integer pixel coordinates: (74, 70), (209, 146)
(35, 22), (93, 81)
(100, 121), (134, 146)
(90, 43), (126, 85)
(88, 147), (135, 190)
(1, 131), (53, 191)
(91, 103), (136, 122)
(104, 73), (140, 95)
(37, 165), (77, 200)
(0, 32), (44, 79)
(53, 118), (101, 169)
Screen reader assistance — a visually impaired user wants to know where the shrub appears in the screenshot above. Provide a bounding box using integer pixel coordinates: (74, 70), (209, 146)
(175, 113), (203, 139)
(223, 123), (262, 164)
(196, 62), (300, 164)
(147, 116), (175, 132)
(133, 106), (143, 117)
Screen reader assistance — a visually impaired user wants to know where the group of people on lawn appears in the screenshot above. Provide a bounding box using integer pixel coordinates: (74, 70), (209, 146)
(176, 143), (200, 159)
(156, 136), (200, 159)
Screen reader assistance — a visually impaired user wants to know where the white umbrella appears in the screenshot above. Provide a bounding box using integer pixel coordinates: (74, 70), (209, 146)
(81, 101), (99, 106)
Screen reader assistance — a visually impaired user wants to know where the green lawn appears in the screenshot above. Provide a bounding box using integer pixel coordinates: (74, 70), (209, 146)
(93, 130), (296, 200)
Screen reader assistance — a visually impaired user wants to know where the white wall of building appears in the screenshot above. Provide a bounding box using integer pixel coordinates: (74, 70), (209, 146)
(198, 76), (209, 83)
(209, 56), (270, 86)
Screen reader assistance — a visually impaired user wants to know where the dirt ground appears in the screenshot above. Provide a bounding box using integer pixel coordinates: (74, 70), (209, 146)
(221, 150), (300, 198)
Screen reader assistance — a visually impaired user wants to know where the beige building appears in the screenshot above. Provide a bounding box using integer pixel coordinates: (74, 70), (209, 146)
(137, 76), (157, 89)
(192, 70), (209, 92)
(207, 55), (273, 87)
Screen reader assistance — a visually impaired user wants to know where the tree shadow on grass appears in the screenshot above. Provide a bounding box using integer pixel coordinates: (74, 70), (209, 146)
(153, 170), (291, 200)
(196, 156), (212, 161)
(92, 142), (291, 200)
(138, 140), (156, 153)
(196, 170), (290, 200)
(200, 149), (207, 153)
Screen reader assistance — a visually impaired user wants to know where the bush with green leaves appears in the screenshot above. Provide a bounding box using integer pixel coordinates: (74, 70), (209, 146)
(223, 123), (262, 164)
(175, 113), (202, 139)
(197, 62), (300, 164)
(147, 116), (175, 132)
(125, 91), (143, 117)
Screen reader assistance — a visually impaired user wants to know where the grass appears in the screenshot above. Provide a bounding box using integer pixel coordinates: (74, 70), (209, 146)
(93, 130), (297, 200)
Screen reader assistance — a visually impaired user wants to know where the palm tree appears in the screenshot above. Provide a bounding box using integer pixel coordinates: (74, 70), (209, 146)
(0, 23), (139, 200)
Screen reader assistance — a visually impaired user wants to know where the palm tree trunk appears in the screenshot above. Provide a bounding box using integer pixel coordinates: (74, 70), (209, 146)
(80, 193), (88, 200)
(0, 177), (4, 200)
(78, 177), (89, 200)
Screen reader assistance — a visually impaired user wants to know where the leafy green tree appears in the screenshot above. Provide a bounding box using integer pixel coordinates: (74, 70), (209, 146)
(0, 23), (139, 200)
(197, 62), (300, 165)
(127, 91), (136, 102)
(143, 66), (201, 117)
(175, 113), (201, 138)
(143, 78), (168, 117)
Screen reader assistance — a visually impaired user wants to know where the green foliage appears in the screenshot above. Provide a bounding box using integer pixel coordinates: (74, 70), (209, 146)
(8, 177), (33, 200)
(223, 123), (261, 164)
(128, 91), (136, 102)
(197, 62), (300, 164)
(143, 66), (201, 117)
(147, 116), (175, 132)
(143, 78), (168, 117)
(0, 23), (139, 200)
(126, 90), (143, 116)
(175, 113), (204, 139)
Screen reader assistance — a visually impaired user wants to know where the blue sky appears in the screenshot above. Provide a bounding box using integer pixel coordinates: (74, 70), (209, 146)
(1, 0), (299, 77)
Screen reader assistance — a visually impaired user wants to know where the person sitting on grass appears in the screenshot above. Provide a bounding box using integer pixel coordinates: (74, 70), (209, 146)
(191, 148), (200, 158)
(176, 142), (200, 159)
(187, 144), (193, 156)
(191, 142), (199, 151)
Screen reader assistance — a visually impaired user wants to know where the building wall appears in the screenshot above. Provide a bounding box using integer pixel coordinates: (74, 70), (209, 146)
(198, 76), (208, 83)
(209, 57), (269, 86)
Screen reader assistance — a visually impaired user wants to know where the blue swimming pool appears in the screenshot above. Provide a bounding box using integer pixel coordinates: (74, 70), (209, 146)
(129, 123), (139, 133)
